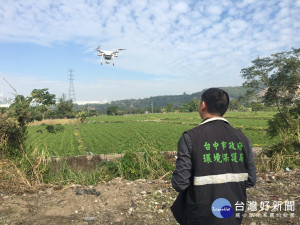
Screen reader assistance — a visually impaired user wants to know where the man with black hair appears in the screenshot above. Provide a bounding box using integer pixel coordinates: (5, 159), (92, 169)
(171, 88), (256, 225)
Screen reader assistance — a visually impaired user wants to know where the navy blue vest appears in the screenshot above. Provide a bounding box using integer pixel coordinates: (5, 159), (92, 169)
(172, 118), (251, 225)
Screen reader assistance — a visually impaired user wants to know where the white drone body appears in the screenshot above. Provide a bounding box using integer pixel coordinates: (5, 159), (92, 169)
(95, 46), (126, 66)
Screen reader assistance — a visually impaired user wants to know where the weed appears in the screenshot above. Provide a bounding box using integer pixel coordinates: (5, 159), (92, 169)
(44, 159), (104, 185)
(256, 153), (299, 172)
(18, 146), (50, 184)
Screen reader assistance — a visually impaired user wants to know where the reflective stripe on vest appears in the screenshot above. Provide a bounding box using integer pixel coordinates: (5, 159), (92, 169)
(194, 173), (248, 186)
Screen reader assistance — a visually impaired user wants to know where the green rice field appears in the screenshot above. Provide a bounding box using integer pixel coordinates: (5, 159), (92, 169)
(26, 111), (279, 156)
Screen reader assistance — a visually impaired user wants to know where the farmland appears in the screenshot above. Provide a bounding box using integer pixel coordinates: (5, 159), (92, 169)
(26, 111), (279, 156)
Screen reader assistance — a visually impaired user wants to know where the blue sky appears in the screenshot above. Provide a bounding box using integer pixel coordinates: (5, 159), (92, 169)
(0, 0), (299, 103)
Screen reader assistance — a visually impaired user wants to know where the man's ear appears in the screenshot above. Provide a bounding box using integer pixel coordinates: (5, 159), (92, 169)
(200, 101), (206, 112)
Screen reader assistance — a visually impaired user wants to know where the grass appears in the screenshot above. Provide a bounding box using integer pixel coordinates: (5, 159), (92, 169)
(26, 111), (277, 156)
(45, 162), (104, 185)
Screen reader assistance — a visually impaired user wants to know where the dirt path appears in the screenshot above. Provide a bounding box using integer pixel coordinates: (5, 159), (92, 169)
(0, 169), (299, 225)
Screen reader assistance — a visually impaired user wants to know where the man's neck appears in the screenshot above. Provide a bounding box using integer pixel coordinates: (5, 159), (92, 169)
(201, 113), (222, 120)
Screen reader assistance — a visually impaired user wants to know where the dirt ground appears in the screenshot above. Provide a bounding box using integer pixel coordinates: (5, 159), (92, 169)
(0, 166), (299, 225)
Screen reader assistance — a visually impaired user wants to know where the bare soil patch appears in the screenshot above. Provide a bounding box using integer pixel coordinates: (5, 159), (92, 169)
(0, 164), (299, 225)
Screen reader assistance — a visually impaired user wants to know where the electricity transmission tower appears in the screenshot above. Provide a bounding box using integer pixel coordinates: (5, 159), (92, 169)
(68, 69), (76, 103)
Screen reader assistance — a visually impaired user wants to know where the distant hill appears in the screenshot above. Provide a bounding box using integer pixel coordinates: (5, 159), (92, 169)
(85, 86), (246, 112)
(110, 86), (246, 108)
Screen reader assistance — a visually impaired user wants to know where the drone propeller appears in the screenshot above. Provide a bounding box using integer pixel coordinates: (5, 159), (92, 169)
(95, 45), (101, 51)
(117, 48), (126, 51)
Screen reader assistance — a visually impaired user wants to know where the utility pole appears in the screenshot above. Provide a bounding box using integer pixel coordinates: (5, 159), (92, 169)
(68, 69), (76, 103)
(151, 101), (153, 113)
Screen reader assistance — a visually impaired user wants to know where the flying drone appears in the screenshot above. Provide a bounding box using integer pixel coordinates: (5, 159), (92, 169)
(95, 46), (126, 66)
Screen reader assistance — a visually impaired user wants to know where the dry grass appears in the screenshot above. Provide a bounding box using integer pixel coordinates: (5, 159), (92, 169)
(29, 118), (80, 126)
(0, 159), (32, 193)
(256, 153), (299, 172)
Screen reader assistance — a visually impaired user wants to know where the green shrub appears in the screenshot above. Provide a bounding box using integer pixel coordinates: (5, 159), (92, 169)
(46, 124), (65, 134)
(46, 125), (55, 133)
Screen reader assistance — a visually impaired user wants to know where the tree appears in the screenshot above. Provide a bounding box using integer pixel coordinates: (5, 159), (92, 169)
(241, 48), (300, 121)
(179, 99), (199, 112)
(250, 102), (265, 112)
(241, 48), (300, 168)
(76, 111), (89, 123)
(107, 106), (123, 116)
(56, 95), (75, 118)
(89, 110), (98, 117)
(31, 88), (56, 106)
(31, 88), (56, 120)
(0, 95), (33, 157)
(162, 103), (174, 113)
(229, 99), (240, 111)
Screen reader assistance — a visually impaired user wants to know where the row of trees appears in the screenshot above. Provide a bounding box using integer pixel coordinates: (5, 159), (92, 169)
(106, 99), (200, 115)
(0, 89), (96, 157)
(28, 91), (97, 121)
(159, 99), (269, 113)
(106, 96), (276, 115)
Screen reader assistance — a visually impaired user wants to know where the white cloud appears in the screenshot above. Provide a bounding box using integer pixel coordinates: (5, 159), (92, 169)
(207, 5), (223, 17)
(0, 0), (299, 101)
(172, 2), (189, 14)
